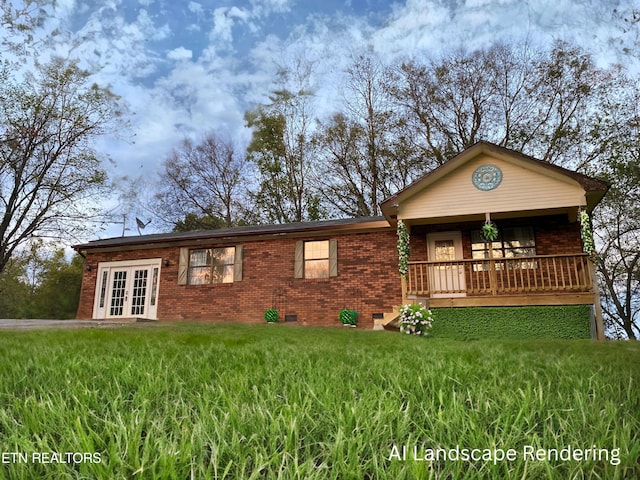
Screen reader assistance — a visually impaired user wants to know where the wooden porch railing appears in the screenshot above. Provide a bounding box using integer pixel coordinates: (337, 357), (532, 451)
(407, 254), (593, 297)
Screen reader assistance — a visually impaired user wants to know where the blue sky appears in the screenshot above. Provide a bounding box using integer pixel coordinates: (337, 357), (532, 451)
(7, 0), (639, 238)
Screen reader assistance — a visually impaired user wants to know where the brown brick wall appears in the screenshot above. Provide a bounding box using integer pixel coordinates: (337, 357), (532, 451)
(77, 230), (402, 328)
(76, 215), (584, 327)
(533, 216), (582, 255)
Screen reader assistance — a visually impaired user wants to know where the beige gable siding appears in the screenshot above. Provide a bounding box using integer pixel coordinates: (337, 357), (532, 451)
(399, 155), (587, 220)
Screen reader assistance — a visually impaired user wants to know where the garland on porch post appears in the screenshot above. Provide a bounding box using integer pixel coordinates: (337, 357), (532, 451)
(579, 208), (596, 260)
(397, 220), (410, 279)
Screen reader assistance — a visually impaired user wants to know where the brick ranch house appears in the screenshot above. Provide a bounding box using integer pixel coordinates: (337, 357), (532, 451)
(74, 142), (609, 338)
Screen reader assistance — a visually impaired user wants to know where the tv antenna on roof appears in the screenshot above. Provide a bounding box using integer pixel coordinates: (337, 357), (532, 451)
(115, 214), (130, 237)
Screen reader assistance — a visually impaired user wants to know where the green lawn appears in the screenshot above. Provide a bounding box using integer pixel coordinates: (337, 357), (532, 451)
(0, 323), (638, 479)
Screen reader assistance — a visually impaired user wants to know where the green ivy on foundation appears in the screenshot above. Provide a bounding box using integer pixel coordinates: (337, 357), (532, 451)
(429, 306), (591, 340)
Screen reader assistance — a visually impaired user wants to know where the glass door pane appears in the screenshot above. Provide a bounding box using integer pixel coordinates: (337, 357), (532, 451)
(109, 270), (128, 316)
(130, 269), (149, 316)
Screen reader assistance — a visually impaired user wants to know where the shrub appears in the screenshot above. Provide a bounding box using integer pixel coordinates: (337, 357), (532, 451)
(264, 309), (279, 323)
(339, 309), (358, 326)
(399, 304), (434, 336)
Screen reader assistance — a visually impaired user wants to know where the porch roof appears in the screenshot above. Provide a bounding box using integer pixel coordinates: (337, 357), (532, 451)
(380, 142), (609, 224)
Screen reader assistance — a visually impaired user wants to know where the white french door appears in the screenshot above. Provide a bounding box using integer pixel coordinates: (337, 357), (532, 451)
(93, 259), (161, 320)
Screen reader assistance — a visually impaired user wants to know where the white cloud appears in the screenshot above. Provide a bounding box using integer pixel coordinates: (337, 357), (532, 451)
(31, 0), (639, 240)
(211, 8), (233, 43)
(371, 0), (453, 55)
(167, 47), (193, 61)
(249, 0), (293, 18)
(367, 0), (593, 57)
(188, 2), (204, 14)
(229, 6), (251, 22)
(153, 56), (253, 135)
(60, 6), (172, 80)
(135, 9), (171, 41)
(212, 6), (252, 44)
(53, 0), (78, 15)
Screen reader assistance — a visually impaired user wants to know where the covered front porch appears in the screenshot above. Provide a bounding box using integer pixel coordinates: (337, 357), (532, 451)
(376, 142), (609, 338)
(396, 207), (599, 307)
(405, 253), (596, 307)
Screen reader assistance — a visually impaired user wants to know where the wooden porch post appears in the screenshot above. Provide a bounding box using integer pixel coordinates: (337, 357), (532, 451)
(486, 213), (497, 295)
(401, 276), (407, 305)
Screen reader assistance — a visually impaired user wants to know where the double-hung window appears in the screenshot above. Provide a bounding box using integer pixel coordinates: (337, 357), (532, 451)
(188, 247), (235, 284)
(295, 239), (337, 279)
(178, 246), (242, 285)
(304, 241), (330, 278)
(471, 226), (536, 270)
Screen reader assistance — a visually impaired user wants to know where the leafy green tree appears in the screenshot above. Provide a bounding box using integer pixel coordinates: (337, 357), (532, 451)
(0, 245), (83, 319)
(172, 213), (228, 232)
(245, 61), (323, 224)
(0, 255), (29, 318)
(0, 57), (122, 275)
(25, 250), (83, 319)
(1, 0), (56, 55)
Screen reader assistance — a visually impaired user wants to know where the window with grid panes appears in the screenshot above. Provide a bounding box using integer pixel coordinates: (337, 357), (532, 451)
(188, 247), (235, 284)
(471, 226), (536, 270)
